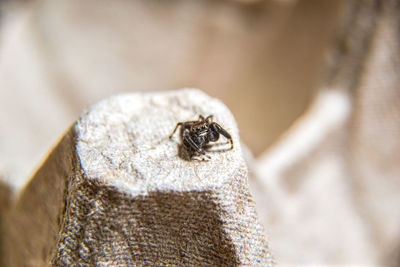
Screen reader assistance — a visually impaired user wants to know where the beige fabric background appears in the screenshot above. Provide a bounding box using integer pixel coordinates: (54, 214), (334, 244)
(0, 0), (399, 265)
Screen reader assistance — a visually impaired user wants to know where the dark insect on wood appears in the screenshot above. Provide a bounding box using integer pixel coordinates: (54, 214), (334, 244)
(169, 115), (234, 161)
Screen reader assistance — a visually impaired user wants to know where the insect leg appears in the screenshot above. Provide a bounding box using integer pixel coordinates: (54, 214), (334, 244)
(211, 123), (233, 149)
(183, 135), (206, 155)
(183, 135), (211, 160)
(169, 122), (183, 139)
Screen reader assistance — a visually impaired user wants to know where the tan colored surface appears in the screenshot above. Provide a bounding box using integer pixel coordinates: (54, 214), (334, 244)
(1, 0), (399, 265)
(0, 0), (342, 189)
(253, 1), (400, 265)
(5, 90), (274, 266)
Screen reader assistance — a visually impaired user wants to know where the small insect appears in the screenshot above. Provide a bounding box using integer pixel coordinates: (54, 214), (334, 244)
(169, 115), (233, 161)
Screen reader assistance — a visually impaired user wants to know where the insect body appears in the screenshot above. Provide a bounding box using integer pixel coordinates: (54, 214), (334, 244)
(169, 115), (233, 161)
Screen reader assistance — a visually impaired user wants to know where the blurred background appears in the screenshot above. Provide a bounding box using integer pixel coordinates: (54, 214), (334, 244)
(0, 0), (399, 265)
